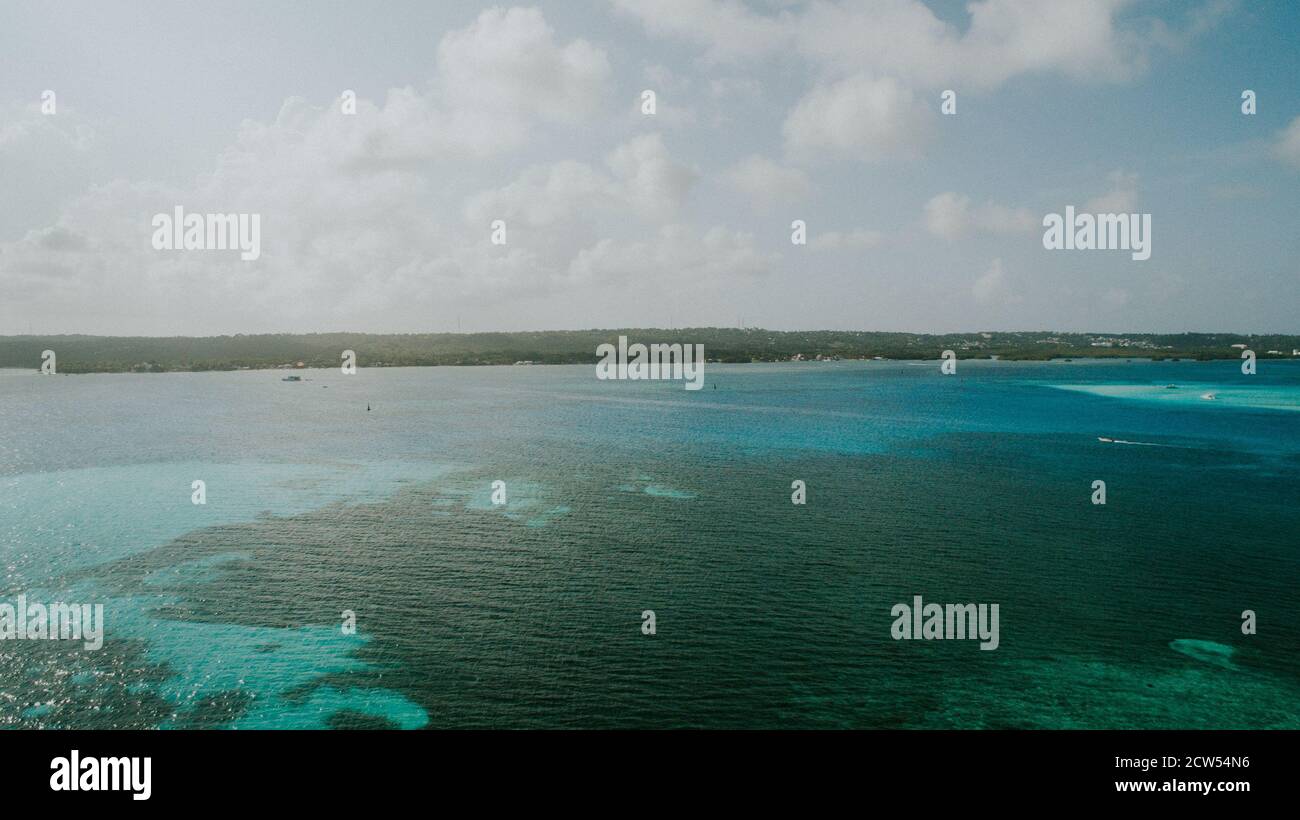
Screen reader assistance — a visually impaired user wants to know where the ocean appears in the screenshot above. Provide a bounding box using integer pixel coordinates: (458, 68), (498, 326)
(1, 359), (1297, 729)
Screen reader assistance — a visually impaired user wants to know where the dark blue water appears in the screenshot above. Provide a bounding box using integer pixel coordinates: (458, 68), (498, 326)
(1, 359), (1297, 728)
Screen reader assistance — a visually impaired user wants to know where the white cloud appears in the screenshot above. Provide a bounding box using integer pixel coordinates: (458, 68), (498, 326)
(0, 2), (1277, 335)
(618, 0), (1225, 165)
(460, 133), (699, 280)
(1085, 170), (1139, 212)
(567, 224), (779, 286)
(954, 0), (1138, 86)
(783, 74), (931, 163)
(0, 8), (634, 333)
(789, 0), (1140, 88)
(1273, 115), (1300, 170)
(615, 0), (1204, 89)
(464, 132), (697, 223)
(923, 192), (1036, 240)
(627, 93), (698, 129)
(328, 7), (611, 164)
(972, 258), (1020, 305)
(0, 101), (95, 153)
(609, 0), (788, 63)
(436, 7), (610, 125)
(464, 159), (612, 230)
(637, 63), (700, 126)
(0, 100), (103, 234)
(605, 133), (699, 219)
(1, 97), (710, 333)
(924, 193), (971, 240)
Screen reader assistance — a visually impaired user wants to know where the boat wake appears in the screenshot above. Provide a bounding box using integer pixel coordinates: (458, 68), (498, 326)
(1096, 436), (1181, 448)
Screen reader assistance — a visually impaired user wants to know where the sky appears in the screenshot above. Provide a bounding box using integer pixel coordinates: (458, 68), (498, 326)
(0, 0), (1297, 336)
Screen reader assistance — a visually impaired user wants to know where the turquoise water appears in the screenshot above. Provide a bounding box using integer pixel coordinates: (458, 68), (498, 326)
(1, 360), (1297, 728)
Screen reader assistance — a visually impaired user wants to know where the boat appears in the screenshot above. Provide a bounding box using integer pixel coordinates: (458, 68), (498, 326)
(282, 375), (302, 382)
(1098, 437), (1114, 443)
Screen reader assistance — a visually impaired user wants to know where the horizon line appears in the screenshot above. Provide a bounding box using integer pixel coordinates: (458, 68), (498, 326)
(4, 327), (1300, 340)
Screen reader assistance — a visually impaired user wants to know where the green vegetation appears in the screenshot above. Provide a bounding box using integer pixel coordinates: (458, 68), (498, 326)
(1, 330), (1296, 373)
